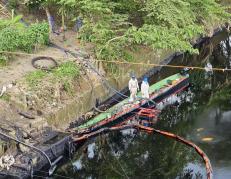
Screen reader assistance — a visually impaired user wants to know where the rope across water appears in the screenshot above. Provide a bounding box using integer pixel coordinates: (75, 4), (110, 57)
(0, 50), (230, 72)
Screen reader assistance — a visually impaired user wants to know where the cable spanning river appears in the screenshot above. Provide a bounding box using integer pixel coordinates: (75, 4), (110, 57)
(54, 33), (231, 179)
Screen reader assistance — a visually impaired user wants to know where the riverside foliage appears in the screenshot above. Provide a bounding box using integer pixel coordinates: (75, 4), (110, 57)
(20, 0), (231, 60)
(0, 17), (49, 53)
(0, 15), (49, 65)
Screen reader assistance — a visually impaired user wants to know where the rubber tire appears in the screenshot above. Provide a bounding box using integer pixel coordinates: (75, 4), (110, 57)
(31, 56), (58, 71)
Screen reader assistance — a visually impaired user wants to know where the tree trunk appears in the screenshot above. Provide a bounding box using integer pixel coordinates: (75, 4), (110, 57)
(45, 7), (53, 33)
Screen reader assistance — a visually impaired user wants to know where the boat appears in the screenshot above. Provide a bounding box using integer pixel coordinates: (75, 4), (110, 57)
(72, 72), (190, 135)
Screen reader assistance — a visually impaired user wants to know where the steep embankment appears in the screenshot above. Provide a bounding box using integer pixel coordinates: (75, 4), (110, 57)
(0, 33), (170, 129)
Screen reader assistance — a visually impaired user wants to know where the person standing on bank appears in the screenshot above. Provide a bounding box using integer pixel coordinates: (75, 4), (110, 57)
(129, 74), (139, 102)
(141, 77), (149, 99)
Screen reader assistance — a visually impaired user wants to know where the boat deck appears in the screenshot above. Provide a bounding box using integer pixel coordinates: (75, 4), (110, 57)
(76, 73), (186, 131)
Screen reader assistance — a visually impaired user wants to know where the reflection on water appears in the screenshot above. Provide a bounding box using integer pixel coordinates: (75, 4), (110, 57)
(87, 143), (96, 159)
(73, 157), (83, 170)
(213, 165), (231, 179)
(56, 34), (231, 179)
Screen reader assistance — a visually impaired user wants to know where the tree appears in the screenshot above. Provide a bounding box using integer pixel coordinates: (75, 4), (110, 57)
(58, 0), (230, 58)
(23, 0), (230, 60)
(24, 0), (59, 32)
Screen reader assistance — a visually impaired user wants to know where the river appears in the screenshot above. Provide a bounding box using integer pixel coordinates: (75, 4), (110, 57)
(54, 31), (231, 179)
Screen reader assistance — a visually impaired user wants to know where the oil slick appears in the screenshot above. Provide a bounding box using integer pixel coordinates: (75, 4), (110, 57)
(201, 137), (214, 142)
(197, 128), (204, 132)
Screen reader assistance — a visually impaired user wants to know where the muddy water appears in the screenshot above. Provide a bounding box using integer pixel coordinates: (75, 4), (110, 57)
(55, 32), (231, 179)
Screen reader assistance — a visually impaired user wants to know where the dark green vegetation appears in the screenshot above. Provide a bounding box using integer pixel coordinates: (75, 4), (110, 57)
(0, 18), (49, 52)
(208, 83), (231, 109)
(23, 0), (230, 61)
(0, 15), (49, 64)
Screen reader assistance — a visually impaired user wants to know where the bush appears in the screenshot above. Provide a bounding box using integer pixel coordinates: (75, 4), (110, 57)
(21, 22), (49, 52)
(0, 22), (49, 53)
(0, 15), (24, 30)
(0, 27), (21, 51)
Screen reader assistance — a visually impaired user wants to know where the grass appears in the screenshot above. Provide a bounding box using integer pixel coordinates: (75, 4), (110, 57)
(0, 59), (7, 67)
(26, 70), (47, 87)
(0, 94), (11, 101)
(53, 61), (80, 79)
(25, 61), (80, 93)
(0, 56), (8, 67)
(53, 61), (80, 94)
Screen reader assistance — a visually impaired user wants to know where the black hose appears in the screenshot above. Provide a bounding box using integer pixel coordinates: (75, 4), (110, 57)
(93, 106), (107, 113)
(0, 130), (52, 166)
(49, 43), (128, 99)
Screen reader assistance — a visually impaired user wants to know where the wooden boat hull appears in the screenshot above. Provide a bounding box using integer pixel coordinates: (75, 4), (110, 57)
(76, 74), (189, 134)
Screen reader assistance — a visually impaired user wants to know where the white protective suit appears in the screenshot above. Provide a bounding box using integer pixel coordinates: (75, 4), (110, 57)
(129, 78), (139, 102)
(141, 81), (149, 98)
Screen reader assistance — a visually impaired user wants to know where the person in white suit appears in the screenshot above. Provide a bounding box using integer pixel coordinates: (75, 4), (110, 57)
(141, 77), (149, 99)
(128, 74), (139, 102)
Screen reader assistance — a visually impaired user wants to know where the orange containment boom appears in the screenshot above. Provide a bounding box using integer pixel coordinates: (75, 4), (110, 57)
(137, 108), (161, 118)
(138, 125), (213, 179)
